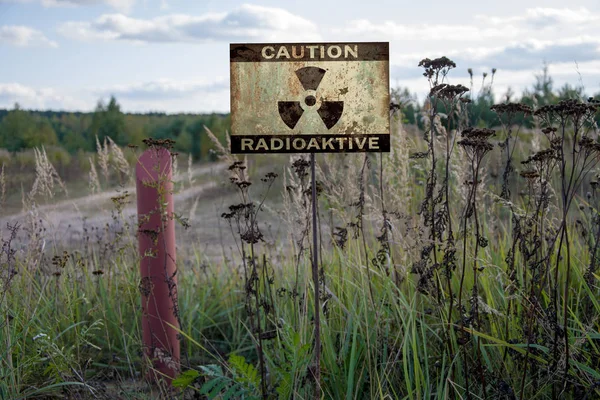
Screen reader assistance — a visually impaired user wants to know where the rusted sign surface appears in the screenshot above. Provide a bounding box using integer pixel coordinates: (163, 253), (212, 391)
(230, 42), (390, 153)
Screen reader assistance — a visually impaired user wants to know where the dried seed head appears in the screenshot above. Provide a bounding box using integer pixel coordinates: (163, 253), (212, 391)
(534, 99), (599, 119)
(458, 127), (495, 156)
(142, 138), (176, 151)
(490, 102), (532, 115)
(430, 83), (469, 99)
(418, 56), (456, 71)
(418, 56), (456, 81)
(542, 127), (557, 133)
(261, 172), (278, 183)
(457, 139), (494, 152)
(241, 226), (264, 244)
(579, 137), (600, 152)
(520, 170), (540, 180)
(409, 151), (429, 159)
(291, 157), (310, 178)
(461, 127), (495, 140)
(522, 148), (558, 165)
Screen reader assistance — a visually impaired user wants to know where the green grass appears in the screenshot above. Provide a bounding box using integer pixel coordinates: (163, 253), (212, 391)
(1, 206), (599, 399)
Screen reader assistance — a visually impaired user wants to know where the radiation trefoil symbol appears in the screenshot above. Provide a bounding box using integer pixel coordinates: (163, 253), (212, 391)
(278, 67), (344, 130)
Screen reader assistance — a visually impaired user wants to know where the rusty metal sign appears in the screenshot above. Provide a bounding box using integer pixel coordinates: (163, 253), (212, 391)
(230, 42), (390, 153)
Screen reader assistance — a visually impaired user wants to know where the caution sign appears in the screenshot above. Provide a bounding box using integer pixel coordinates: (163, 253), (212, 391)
(230, 42), (390, 153)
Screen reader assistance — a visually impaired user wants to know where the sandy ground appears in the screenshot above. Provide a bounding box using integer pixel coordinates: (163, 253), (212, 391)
(0, 162), (288, 264)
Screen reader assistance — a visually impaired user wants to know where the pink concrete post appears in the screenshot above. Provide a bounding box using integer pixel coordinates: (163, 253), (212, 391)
(136, 147), (180, 383)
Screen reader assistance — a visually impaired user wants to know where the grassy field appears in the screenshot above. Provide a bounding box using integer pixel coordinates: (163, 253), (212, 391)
(1, 59), (600, 400)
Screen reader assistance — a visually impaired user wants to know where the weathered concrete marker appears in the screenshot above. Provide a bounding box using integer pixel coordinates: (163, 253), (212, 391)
(136, 147), (180, 383)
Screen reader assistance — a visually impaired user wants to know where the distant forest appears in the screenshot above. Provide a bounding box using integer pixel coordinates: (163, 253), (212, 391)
(393, 66), (600, 130)
(0, 96), (230, 161)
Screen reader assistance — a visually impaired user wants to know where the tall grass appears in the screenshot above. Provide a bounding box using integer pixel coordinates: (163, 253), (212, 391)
(1, 57), (600, 399)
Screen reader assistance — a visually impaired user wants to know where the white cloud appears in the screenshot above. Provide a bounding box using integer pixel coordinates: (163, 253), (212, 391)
(0, 0), (135, 13)
(334, 19), (521, 42)
(0, 79), (231, 113)
(5, 5), (600, 113)
(119, 90), (229, 113)
(94, 78), (228, 100)
(336, 7), (600, 48)
(476, 7), (600, 28)
(390, 37), (600, 82)
(46, 0), (135, 13)
(0, 25), (57, 47)
(58, 4), (321, 43)
(91, 79), (230, 112)
(0, 83), (87, 110)
(447, 37), (600, 71)
(346, 6), (600, 91)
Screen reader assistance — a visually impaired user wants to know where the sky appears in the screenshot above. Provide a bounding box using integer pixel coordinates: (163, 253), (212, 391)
(0, 0), (599, 113)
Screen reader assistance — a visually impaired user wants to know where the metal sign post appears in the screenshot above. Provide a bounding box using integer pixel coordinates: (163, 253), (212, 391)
(230, 41), (390, 394)
(310, 149), (321, 390)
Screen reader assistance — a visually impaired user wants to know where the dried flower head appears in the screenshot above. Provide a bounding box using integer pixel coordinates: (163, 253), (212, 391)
(418, 56), (456, 71)
(521, 148), (559, 165)
(541, 127), (557, 135)
(261, 172), (278, 183)
(418, 56), (456, 82)
(142, 138), (176, 151)
(429, 83), (469, 99)
(579, 137), (600, 152)
(519, 170), (540, 180)
(409, 151), (429, 159)
(490, 102), (533, 116)
(458, 127), (495, 164)
(534, 99), (599, 120)
(291, 157), (310, 179)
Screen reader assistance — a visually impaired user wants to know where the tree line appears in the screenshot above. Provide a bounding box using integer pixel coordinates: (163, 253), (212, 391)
(393, 65), (600, 129)
(1, 66), (599, 159)
(0, 96), (230, 161)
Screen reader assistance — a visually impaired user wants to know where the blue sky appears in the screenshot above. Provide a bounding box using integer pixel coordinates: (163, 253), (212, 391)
(1, 0), (599, 113)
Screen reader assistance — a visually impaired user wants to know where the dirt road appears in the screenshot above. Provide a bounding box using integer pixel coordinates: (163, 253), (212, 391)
(0, 161), (286, 263)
